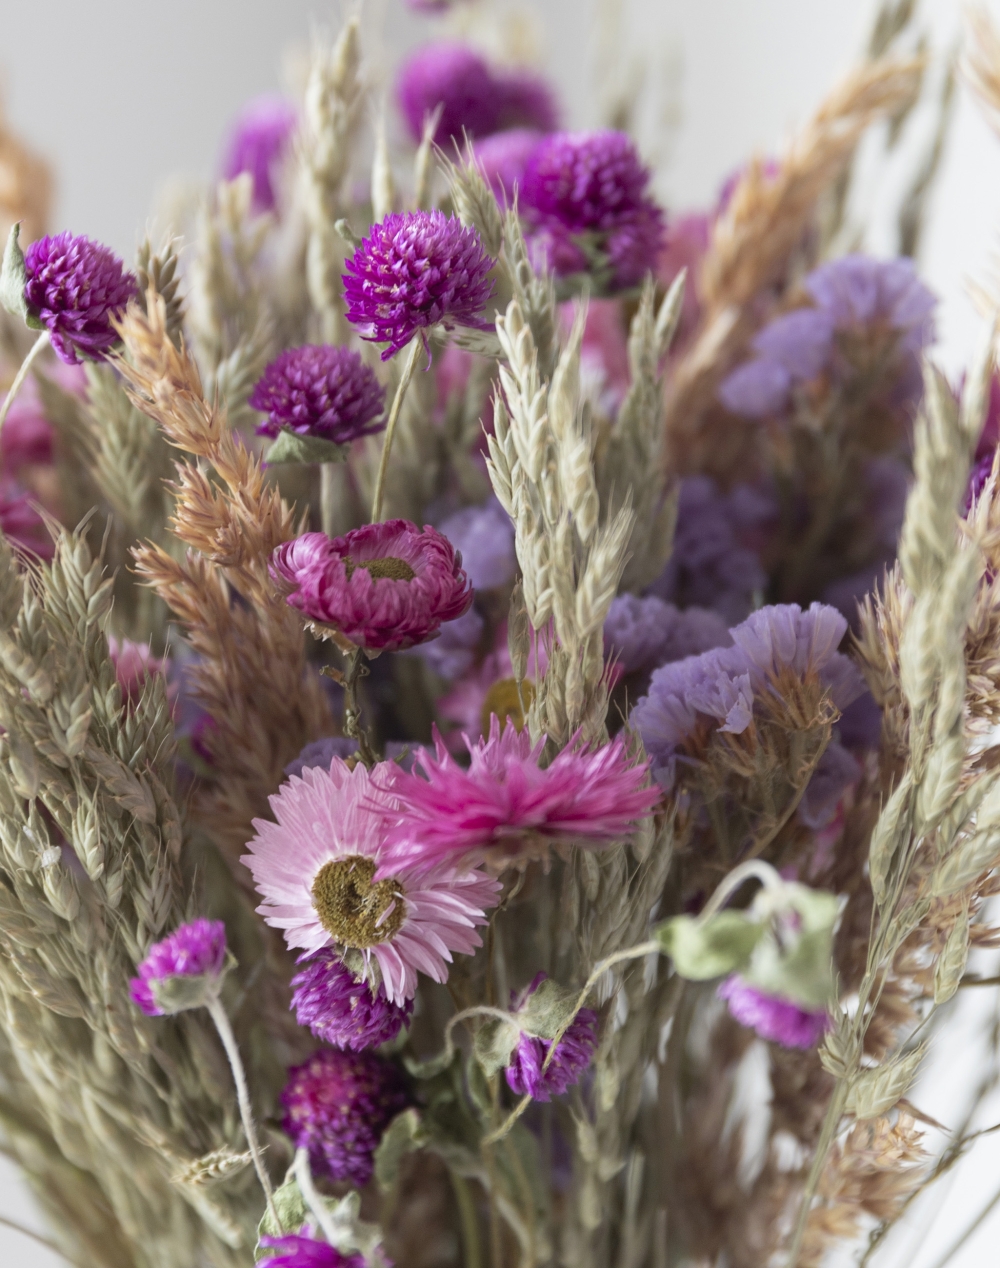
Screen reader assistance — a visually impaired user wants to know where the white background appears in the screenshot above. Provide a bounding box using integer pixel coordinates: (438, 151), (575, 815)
(1, 1), (1000, 1264)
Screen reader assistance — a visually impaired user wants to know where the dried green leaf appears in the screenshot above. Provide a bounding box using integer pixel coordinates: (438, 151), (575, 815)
(654, 911), (763, 980)
(264, 428), (350, 465)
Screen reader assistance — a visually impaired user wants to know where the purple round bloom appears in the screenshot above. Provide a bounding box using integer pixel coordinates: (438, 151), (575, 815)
(291, 949), (413, 1050)
(251, 346), (386, 443)
(24, 233), (139, 365)
(473, 128), (544, 203)
(221, 93), (298, 214)
(129, 919), (228, 1017)
(505, 974), (598, 1101)
(343, 210), (495, 360)
(272, 520), (474, 651)
(438, 497), (516, 590)
(259, 1234), (364, 1268)
(718, 975), (828, 1049)
(281, 1048), (410, 1187)
(520, 131), (665, 290)
(396, 43), (557, 146)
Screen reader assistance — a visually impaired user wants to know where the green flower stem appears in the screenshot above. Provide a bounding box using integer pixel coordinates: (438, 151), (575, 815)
(370, 337), (421, 523)
(320, 462), (337, 538)
(450, 1170), (483, 1268)
(293, 1148), (341, 1246)
(0, 329), (49, 438)
(206, 996), (279, 1230)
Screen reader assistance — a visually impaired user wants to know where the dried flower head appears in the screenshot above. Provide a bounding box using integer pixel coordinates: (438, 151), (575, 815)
(397, 42), (557, 145)
(384, 717), (659, 871)
(128, 919), (228, 1017)
(342, 210), (495, 359)
(242, 758), (499, 1003)
(281, 1047), (410, 1187)
(24, 232), (138, 364)
(250, 345), (386, 443)
(221, 92), (298, 213)
(717, 975), (829, 1049)
(505, 973), (599, 1101)
(291, 949), (413, 1050)
(0, 478), (52, 559)
(473, 128), (544, 203)
(271, 520), (474, 651)
(259, 1234), (364, 1268)
(438, 497), (516, 590)
(604, 595), (731, 676)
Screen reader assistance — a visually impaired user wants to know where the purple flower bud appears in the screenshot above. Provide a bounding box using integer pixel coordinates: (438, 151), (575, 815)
(129, 919), (228, 1016)
(250, 345), (386, 443)
(221, 93), (298, 214)
(343, 211), (495, 360)
(24, 233), (138, 365)
(259, 1234), (364, 1268)
(290, 949), (413, 1050)
(281, 1048), (411, 1187)
(504, 973), (599, 1102)
(717, 975), (829, 1049)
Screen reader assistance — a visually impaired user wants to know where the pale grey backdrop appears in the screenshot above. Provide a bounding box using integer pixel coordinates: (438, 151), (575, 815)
(0, 1), (999, 1264)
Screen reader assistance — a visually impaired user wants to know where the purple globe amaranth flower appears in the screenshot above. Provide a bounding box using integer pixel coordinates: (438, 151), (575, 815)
(24, 233), (139, 365)
(505, 973), (599, 1101)
(473, 128), (544, 203)
(290, 949), (413, 1050)
(221, 93), (298, 214)
(251, 345), (386, 443)
(259, 1234), (364, 1268)
(397, 43), (557, 146)
(343, 210), (496, 360)
(281, 1047), (410, 1187)
(604, 594), (731, 676)
(272, 520), (474, 651)
(520, 130), (665, 291)
(438, 497), (516, 591)
(129, 919), (228, 1017)
(717, 975), (829, 1049)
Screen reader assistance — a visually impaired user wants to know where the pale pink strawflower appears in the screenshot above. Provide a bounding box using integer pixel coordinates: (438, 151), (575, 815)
(383, 717), (660, 872)
(241, 757), (499, 1004)
(271, 520), (474, 652)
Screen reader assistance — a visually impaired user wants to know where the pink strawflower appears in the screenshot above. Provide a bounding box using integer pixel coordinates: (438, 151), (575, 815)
(383, 717), (660, 872)
(241, 758), (499, 1004)
(108, 636), (170, 709)
(717, 975), (829, 1049)
(271, 520), (474, 652)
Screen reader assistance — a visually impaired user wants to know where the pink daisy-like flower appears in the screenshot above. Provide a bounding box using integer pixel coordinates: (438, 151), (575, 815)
(382, 717), (660, 872)
(241, 758), (499, 1004)
(271, 520), (474, 651)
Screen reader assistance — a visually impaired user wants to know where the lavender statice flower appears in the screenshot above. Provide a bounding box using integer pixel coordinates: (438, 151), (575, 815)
(438, 497), (516, 590)
(290, 949), (413, 1050)
(717, 975), (829, 1049)
(799, 739), (861, 830)
(221, 93), (297, 213)
(343, 211), (495, 359)
(281, 1048), (410, 1186)
(250, 345), (385, 443)
(604, 594), (731, 675)
(284, 736), (361, 779)
(259, 1235), (364, 1268)
(473, 128), (544, 202)
(396, 43), (557, 146)
(730, 602), (862, 708)
(520, 130), (665, 291)
(129, 919), (228, 1017)
(505, 974), (598, 1101)
(648, 476), (771, 625)
(805, 254), (936, 355)
(409, 605), (485, 680)
(24, 233), (138, 364)
(718, 309), (835, 418)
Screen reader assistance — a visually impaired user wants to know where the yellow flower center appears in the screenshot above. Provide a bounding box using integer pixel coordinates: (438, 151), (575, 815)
(481, 677), (535, 737)
(311, 855), (406, 947)
(344, 556), (416, 582)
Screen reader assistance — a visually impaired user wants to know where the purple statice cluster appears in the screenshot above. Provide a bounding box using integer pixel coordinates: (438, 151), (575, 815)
(718, 254), (936, 421)
(220, 93), (298, 214)
(397, 43), (558, 146)
(505, 974), (599, 1101)
(632, 601), (862, 789)
(343, 210), (496, 359)
(251, 345), (386, 444)
(604, 594), (731, 677)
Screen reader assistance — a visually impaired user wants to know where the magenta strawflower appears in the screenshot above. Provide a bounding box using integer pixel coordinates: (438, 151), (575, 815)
(281, 1047), (410, 1187)
(342, 210), (495, 360)
(520, 131), (665, 291)
(250, 345), (386, 443)
(221, 93), (297, 213)
(23, 233), (139, 364)
(129, 919), (228, 1017)
(242, 757), (499, 1004)
(505, 974), (598, 1102)
(291, 949), (413, 1050)
(271, 520), (474, 651)
(383, 717), (659, 872)
(397, 43), (557, 146)
(717, 975), (829, 1049)
(259, 1234), (364, 1268)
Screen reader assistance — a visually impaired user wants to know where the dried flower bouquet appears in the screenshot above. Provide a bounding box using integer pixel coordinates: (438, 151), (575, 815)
(0, 3), (998, 1267)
